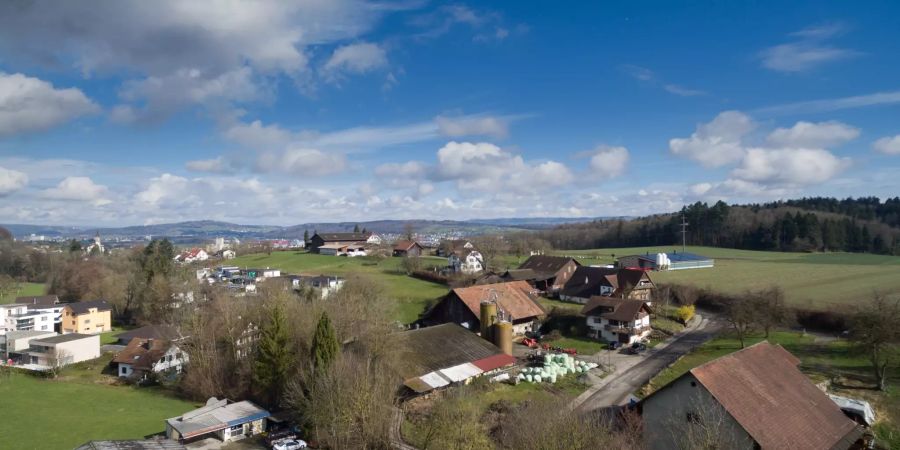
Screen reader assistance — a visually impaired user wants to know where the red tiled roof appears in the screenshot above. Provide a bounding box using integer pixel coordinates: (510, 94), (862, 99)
(472, 354), (516, 372)
(112, 337), (175, 372)
(690, 342), (860, 450)
(393, 240), (420, 251)
(450, 281), (545, 321)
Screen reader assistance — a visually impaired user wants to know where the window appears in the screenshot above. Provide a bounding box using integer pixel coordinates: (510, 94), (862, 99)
(84, 319), (91, 324)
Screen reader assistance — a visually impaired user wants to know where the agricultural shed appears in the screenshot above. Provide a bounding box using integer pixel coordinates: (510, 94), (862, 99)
(617, 251), (714, 271)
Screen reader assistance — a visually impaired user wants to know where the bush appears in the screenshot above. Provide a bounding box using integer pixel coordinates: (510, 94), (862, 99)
(675, 305), (695, 324)
(794, 308), (848, 333)
(409, 269), (449, 285)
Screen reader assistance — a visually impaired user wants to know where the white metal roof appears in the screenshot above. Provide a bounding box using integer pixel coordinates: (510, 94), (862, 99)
(438, 363), (483, 383)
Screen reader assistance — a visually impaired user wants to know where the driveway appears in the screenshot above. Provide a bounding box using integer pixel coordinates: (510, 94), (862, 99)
(570, 314), (724, 412)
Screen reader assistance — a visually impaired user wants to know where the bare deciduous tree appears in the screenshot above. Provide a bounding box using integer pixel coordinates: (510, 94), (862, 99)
(725, 294), (757, 348)
(850, 293), (900, 391)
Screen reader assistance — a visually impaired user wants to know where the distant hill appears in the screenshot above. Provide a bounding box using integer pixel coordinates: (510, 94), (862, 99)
(2, 216), (613, 242)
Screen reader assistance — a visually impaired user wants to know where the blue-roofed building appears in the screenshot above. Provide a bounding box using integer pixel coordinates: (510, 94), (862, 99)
(617, 251), (714, 271)
(165, 398), (269, 444)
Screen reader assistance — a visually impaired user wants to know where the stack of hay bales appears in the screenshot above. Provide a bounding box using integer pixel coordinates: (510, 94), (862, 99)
(515, 354), (598, 384)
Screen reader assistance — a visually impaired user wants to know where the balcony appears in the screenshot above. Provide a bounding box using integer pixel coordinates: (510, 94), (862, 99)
(604, 324), (650, 336)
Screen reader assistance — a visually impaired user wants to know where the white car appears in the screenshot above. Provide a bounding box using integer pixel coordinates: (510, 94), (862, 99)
(273, 439), (308, 450)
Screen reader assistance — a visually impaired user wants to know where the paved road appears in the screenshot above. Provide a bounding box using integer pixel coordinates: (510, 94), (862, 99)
(575, 315), (724, 412)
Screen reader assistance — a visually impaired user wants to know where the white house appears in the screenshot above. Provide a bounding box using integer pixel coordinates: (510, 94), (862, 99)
(580, 297), (651, 345)
(113, 338), (189, 379)
(174, 248), (209, 263)
(221, 249), (236, 259)
(366, 234), (382, 245)
(292, 275), (345, 299)
(22, 333), (101, 369)
(0, 330), (57, 360)
(14, 295), (65, 328)
(449, 249), (484, 274)
(0, 304), (55, 334)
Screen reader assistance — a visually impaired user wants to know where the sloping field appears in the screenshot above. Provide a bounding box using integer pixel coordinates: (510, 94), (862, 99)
(227, 251), (449, 323)
(0, 282), (45, 304)
(506, 246), (900, 309)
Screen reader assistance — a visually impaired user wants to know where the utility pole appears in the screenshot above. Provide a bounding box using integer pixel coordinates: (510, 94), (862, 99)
(680, 214), (689, 253)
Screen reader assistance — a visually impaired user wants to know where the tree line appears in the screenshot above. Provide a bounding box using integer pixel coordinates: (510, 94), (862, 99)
(536, 198), (900, 255)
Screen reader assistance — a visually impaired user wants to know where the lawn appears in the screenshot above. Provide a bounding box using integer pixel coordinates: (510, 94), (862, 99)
(228, 251), (449, 323)
(0, 371), (197, 450)
(502, 246), (900, 309)
(547, 336), (606, 355)
(0, 282), (45, 304)
(641, 330), (900, 448)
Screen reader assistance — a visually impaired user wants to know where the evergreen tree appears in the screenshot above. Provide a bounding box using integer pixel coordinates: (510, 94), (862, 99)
(253, 301), (294, 406)
(311, 311), (339, 371)
(353, 224), (360, 233)
(68, 239), (82, 253)
(361, 227), (367, 234)
(303, 229), (309, 243)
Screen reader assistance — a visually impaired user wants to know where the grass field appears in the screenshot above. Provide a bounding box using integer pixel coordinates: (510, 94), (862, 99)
(0, 369), (197, 450)
(642, 330), (900, 448)
(0, 282), (45, 304)
(502, 246), (900, 309)
(228, 251), (449, 323)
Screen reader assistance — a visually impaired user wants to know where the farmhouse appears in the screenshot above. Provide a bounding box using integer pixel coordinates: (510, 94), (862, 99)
(581, 297), (651, 345)
(165, 398), (270, 444)
(393, 240), (424, 257)
(559, 266), (654, 304)
(390, 323), (515, 395)
(113, 338), (188, 380)
(437, 239), (475, 257)
(422, 281), (545, 336)
(640, 342), (862, 450)
(618, 251), (714, 271)
(22, 333), (101, 369)
(62, 300), (112, 334)
(308, 232), (373, 253)
(516, 255), (580, 291)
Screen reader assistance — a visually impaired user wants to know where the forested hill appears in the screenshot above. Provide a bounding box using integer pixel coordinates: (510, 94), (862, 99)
(537, 197), (900, 255)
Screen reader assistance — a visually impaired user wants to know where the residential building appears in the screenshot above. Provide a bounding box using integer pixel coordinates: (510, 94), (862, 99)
(393, 240), (424, 257)
(308, 232), (372, 253)
(516, 255), (580, 291)
(15, 295), (65, 329)
(113, 338), (188, 379)
(0, 330), (57, 360)
(640, 342), (862, 450)
(22, 333), (101, 369)
(559, 266), (654, 304)
(390, 323), (516, 395)
(422, 281), (545, 335)
(174, 248), (209, 264)
(581, 297), (651, 345)
(617, 251), (714, 271)
(114, 325), (185, 346)
(291, 275), (345, 299)
(1, 303), (55, 334)
(448, 249), (484, 274)
(437, 239), (474, 257)
(61, 300), (113, 334)
(165, 398), (270, 444)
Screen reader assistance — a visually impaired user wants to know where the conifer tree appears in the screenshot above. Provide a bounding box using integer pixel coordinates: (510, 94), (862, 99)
(254, 301), (294, 406)
(311, 311), (339, 370)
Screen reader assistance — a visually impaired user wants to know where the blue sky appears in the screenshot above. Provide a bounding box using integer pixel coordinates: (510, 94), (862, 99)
(1, 1), (900, 226)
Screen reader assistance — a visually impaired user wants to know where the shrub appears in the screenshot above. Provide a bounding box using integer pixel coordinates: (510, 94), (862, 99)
(675, 305), (695, 324)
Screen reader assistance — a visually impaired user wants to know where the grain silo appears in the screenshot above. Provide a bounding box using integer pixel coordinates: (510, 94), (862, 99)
(493, 321), (513, 356)
(480, 301), (498, 342)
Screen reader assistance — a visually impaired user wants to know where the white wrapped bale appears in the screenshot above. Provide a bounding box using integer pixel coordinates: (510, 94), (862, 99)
(534, 375), (542, 383)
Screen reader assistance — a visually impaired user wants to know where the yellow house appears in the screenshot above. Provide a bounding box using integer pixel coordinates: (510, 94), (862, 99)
(62, 300), (112, 334)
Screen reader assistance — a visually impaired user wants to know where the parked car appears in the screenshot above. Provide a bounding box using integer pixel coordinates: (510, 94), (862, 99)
(273, 439), (308, 450)
(608, 341), (621, 350)
(265, 429), (298, 447)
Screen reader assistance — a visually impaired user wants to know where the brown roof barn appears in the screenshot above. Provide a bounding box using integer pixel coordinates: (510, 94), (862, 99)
(516, 255), (580, 290)
(422, 281), (545, 333)
(640, 341), (862, 450)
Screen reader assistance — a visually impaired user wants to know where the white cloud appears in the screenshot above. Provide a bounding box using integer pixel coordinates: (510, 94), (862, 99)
(0, 72), (99, 136)
(766, 120), (859, 147)
(433, 141), (572, 193)
(185, 157), (232, 173)
(689, 182), (713, 196)
(620, 64), (654, 81)
(588, 146), (629, 179)
(669, 111), (755, 167)
(374, 161), (429, 178)
(223, 120), (293, 150)
(732, 147), (850, 185)
(756, 90), (900, 116)
(663, 84), (706, 97)
(0, 166), (28, 196)
(41, 176), (109, 202)
(873, 135), (900, 155)
(256, 148), (346, 175)
(322, 42), (388, 79)
(760, 23), (858, 73)
(435, 115), (509, 139)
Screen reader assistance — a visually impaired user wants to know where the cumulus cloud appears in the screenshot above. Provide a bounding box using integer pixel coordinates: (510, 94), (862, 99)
(223, 120), (293, 150)
(185, 157), (233, 174)
(256, 148), (346, 175)
(433, 141), (572, 193)
(435, 115), (509, 139)
(322, 42), (388, 80)
(0, 166), (28, 196)
(669, 111), (755, 167)
(873, 135), (900, 155)
(0, 72), (99, 136)
(732, 147), (850, 185)
(41, 176), (109, 202)
(760, 23), (858, 73)
(766, 120), (859, 147)
(588, 146), (630, 179)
